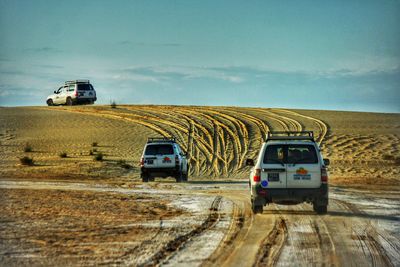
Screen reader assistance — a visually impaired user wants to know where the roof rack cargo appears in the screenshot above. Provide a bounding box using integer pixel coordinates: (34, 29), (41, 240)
(147, 137), (176, 143)
(266, 131), (315, 142)
(65, 80), (90, 85)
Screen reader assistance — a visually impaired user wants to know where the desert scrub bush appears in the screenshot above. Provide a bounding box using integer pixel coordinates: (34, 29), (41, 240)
(110, 100), (117, 109)
(94, 152), (103, 161)
(117, 159), (132, 169)
(20, 156), (34, 166)
(92, 142), (98, 147)
(23, 143), (32, 152)
(383, 154), (395, 161)
(59, 152), (67, 158)
(89, 150), (94, 155)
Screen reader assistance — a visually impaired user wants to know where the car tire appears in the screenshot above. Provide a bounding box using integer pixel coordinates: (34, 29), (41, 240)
(175, 172), (183, 183)
(182, 172), (188, 182)
(66, 97), (73, 106)
(47, 99), (53, 106)
(142, 174), (149, 183)
(251, 199), (263, 214)
(314, 204), (327, 214)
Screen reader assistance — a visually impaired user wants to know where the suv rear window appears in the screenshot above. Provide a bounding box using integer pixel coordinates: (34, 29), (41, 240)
(145, 144), (174, 155)
(77, 84), (93, 91)
(263, 144), (318, 164)
(287, 145), (318, 164)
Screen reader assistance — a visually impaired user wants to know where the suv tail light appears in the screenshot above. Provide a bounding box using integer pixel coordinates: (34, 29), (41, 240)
(140, 158), (144, 167)
(321, 167), (328, 183)
(253, 168), (261, 182)
(175, 155), (179, 166)
(74, 90), (78, 97)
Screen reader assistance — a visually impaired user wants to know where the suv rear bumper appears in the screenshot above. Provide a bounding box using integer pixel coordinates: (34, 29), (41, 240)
(141, 167), (180, 178)
(75, 97), (96, 104)
(253, 184), (328, 206)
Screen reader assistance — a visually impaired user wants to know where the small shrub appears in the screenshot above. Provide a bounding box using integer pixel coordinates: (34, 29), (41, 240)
(59, 152), (67, 158)
(383, 154), (394, 161)
(89, 150), (94, 155)
(94, 152), (103, 161)
(92, 142), (98, 147)
(24, 143), (32, 152)
(110, 100), (117, 109)
(92, 148), (97, 152)
(20, 156), (34, 166)
(118, 159), (132, 169)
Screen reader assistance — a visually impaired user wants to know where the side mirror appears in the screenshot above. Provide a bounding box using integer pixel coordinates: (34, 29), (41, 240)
(245, 158), (254, 166)
(323, 159), (330, 166)
(54, 91), (57, 94)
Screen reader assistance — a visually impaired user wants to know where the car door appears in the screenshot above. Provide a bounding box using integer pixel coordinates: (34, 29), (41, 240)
(154, 144), (175, 168)
(260, 144), (287, 189)
(53, 87), (63, 104)
(286, 144), (321, 189)
(144, 144), (175, 169)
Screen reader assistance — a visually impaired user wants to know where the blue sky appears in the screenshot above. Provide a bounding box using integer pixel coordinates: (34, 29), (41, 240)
(0, 0), (399, 112)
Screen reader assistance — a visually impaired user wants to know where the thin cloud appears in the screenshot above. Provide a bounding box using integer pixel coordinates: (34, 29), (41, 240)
(24, 47), (63, 53)
(115, 65), (245, 84)
(117, 41), (182, 47)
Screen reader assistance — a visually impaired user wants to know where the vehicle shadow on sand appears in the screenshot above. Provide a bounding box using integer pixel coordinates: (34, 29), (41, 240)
(261, 209), (399, 222)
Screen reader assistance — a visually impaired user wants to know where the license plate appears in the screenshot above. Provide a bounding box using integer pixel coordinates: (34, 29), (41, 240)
(268, 173), (279, 182)
(146, 159), (153, 164)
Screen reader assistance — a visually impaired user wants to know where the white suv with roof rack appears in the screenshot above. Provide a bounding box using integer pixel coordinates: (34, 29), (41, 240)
(246, 131), (330, 214)
(46, 80), (97, 106)
(140, 137), (189, 182)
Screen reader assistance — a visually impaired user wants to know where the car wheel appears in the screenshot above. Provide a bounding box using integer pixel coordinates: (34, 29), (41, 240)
(66, 97), (73, 106)
(142, 174), (149, 183)
(175, 172), (183, 183)
(313, 204), (327, 214)
(47, 99), (53, 106)
(251, 199), (263, 214)
(182, 172), (188, 182)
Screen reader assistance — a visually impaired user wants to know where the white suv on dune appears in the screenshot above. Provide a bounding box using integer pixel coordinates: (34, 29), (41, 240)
(246, 131), (330, 214)
(140, 137), (189, 183)
(46, 80), (97, 106)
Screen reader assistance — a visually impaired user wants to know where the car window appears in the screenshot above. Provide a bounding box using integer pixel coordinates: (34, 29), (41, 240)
(145, 144), (174, 155)
(287, 145), (318, 164)
(263, 144), (318, 164)
(77, 84), (93, 91)
(263, 145), (285, 164)
(68, 85), (75, 92)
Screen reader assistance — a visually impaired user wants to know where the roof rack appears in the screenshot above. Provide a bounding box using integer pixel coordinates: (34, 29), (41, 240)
(266, 131), (315, 142)
(65, 80), (90, 85)
(147, 137), (176, 143)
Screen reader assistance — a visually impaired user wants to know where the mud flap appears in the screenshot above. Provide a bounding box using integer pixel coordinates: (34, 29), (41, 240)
(252, 196), (266, 207)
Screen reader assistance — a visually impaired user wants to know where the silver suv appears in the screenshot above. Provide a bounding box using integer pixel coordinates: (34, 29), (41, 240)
(140, 137), (189, 182)
(246, 131), (330, 214)
(46, 80), (97, 106)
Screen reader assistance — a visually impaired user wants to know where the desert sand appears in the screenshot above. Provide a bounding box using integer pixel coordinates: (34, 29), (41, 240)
(0, 105), (399, 266)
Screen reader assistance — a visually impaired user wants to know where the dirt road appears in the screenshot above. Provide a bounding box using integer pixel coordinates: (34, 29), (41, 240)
(1, 179), (399, 266)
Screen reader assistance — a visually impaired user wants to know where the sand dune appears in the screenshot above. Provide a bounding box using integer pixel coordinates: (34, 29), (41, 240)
(0, 105), (398, 186)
